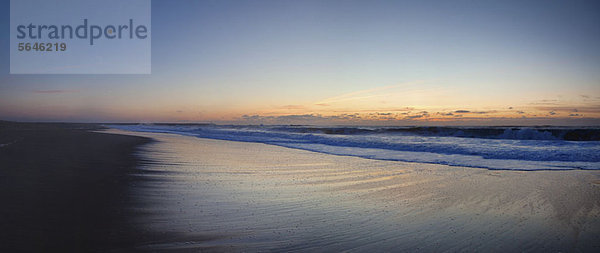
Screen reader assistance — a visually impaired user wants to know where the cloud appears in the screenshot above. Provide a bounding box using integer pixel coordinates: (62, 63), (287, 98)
(530, 99), (560, 105)
(241, 113), (388, 124)
(453, 110), (494, 114)
(280, 105), (305, 110)
(277, 114), (321, 120)
(241, 114), (265, 120)
(400, 110), (431, 120)
(32, 89), (78, 94)
(474, 111), (495, 114)
(315, 81), (426, 105)
(533, 106), (599, 113)
(236, 106), (599, 125)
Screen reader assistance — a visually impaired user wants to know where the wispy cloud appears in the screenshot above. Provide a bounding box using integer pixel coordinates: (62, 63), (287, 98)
(315, 80), (426, 105)
(454, 110), (496, 114)
(533, 105), (599, 113)
(31, 89), (79, 94)
(279, 105), (306, 110)
(236, 112), (600, 126)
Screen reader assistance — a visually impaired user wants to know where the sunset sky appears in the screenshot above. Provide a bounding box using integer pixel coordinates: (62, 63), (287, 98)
(1, 0), (599, 125)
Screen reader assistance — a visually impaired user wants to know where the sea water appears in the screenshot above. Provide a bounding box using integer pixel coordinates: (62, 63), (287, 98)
(110, 124), (600, 171)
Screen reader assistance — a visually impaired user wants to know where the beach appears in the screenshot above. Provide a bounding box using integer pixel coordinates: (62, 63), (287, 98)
(0, 122), (151, 252)
(1, 122), (598, 251)
(112, 129), (600, 252)
(3, 0), (599, 251)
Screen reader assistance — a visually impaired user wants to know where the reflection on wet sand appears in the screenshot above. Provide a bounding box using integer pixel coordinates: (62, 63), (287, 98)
(109, 130), (600, 252)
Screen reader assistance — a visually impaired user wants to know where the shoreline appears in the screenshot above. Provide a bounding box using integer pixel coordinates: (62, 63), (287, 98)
(2, 122), (599, 251)
(0, 122), (152, 252)
(115, 129), (600, 251)
(109, 124), (600, 171)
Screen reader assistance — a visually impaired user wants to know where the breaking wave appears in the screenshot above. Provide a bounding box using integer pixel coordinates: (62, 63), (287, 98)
(109, 124), (600, 171)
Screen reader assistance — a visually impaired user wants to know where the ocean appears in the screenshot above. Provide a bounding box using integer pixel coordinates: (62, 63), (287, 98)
(102, 128), (600, 251)
(110, 124), (600, 171)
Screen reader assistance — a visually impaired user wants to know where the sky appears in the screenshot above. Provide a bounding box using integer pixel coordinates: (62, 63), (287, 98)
(1, 0), (599, 125)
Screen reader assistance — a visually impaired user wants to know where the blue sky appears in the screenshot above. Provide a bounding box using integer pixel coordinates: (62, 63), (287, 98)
(1, 0), (599, 125)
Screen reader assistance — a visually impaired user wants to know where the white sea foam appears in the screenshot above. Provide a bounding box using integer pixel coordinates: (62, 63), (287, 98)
(109, 124), (600, 171)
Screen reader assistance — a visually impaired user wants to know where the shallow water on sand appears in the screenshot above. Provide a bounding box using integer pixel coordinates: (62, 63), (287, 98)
(109, 130), (600, 252)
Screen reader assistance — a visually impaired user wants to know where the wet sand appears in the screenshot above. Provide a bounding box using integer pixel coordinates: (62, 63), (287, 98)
(114, 129), (600, 252)
(0, 122), (151, 252)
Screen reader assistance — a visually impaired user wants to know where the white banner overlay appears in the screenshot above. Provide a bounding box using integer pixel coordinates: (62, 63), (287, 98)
(10, 0), (151, 74)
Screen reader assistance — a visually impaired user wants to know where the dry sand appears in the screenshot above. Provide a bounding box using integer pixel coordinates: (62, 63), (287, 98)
(112, 129), (600, 252)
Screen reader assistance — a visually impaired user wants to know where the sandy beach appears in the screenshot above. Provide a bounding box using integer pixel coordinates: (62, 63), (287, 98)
(3, 0), (600, 251)
(0, 122), (151, 252)
(1, 122), (598, 251)
(111, 129), (600, 252)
